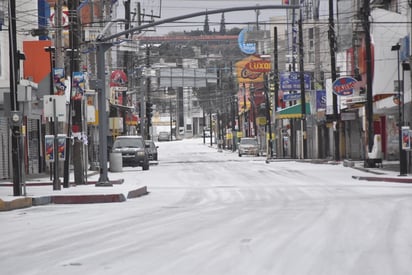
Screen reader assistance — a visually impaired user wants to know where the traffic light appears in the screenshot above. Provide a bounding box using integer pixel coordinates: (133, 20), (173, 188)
(146, 102), (153, 126)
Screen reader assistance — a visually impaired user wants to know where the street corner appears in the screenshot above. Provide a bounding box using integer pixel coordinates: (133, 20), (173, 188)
(127, 186), (149, 199)
(0, 197), (32, 211)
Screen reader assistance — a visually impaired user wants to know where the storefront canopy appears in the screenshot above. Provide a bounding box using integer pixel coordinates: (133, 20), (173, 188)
(276, 103), (311, 119)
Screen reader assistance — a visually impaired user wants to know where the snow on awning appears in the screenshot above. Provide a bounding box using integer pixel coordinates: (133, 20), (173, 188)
(276, 103), (311, 119)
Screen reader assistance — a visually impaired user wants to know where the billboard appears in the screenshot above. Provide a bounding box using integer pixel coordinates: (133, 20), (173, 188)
(235, 56), (265, 83)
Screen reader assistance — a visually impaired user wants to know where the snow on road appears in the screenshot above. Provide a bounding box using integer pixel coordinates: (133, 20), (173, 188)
(1, 138), (412, 275)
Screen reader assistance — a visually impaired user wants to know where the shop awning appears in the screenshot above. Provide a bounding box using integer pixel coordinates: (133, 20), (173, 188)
(276, 103), (311, 119)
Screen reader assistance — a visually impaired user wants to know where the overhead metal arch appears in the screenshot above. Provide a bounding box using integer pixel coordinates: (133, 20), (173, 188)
(97, 5), (300, 42)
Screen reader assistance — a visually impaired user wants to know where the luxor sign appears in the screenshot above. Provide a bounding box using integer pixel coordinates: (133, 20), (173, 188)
(245, 60), (271, 73)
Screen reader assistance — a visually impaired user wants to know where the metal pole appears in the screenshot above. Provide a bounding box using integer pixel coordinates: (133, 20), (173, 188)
(273, 26), (279, 158)
(63, 47), (74, 188)
(8, 0), (22, 196)
(243, 83), (247, 137)
(210, 112), (213, 146)
(363, 0), (374, 154)
(392, 44), (407, 175)
(298, 13), (307, 159)
(265, 74), (273, 158)
(96, 43), (112, 186)
(44, 46), (55, 181)
(232, 96), (237, 152)
(396, 48), (407, 175)
(145, 46), (151, 140)
(53, 98), (60, 190)
(329, 0), (339, 161)
(170, 97), (173, 141)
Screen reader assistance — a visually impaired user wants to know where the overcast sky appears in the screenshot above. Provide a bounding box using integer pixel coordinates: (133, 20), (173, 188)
(140, 0), (293, 35)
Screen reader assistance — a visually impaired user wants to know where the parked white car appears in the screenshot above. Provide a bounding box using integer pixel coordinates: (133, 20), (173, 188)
(238, 137), (259, 157)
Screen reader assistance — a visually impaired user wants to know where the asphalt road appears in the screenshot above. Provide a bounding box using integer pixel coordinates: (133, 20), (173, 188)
(1, 139), (412, 275)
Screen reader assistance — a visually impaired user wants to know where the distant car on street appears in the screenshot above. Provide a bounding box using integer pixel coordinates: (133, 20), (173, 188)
(112, 135), (150, 170)
(145, 140), (158, 161)
(238, 137), (259, 157)
(158, 131), (170, 142)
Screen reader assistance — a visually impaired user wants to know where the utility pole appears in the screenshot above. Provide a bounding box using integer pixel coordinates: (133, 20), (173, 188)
(145, 45), (151, 140)
(8, 0), (22, 196)
(64, 0), (81, 188)
(273, 26), (279, 157)
(361, 0), (374, 154)
(328, 0), (339, 161)
(298, 13), (307, 159)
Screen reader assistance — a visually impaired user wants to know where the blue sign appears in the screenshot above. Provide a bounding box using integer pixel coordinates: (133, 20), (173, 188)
(316, 90), (326, 110)
(238, 28), (256, 55)
(280, 72), (311, 90)
(283, 92), (301, 101)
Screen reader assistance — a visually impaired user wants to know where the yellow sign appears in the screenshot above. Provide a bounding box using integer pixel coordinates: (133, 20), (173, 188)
(235, 56), (265, 83)
(257, 117), (266, 126)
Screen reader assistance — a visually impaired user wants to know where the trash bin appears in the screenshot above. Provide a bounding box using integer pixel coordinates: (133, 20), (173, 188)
(109, 152), (123, 172)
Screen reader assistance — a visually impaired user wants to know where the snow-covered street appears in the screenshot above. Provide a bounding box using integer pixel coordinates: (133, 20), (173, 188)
(1, 138), (412, 275)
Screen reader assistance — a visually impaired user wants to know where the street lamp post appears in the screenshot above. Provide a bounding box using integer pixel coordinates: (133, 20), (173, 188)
(401, 62), (410, 125)
(249, 83), (257, 137)
(402, 61), (410, 172)
(264, 74), (273, 158)
(242, 83), (247, 137)
(391, 43), (407, 176)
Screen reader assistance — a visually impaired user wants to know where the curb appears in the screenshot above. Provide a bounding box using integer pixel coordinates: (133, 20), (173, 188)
(0, 186), (148, 211)
(127, 186), (149, 198)
(352, 175), (412, 183)
(0, 197), (32, 211)
(51, 194), (127, 204)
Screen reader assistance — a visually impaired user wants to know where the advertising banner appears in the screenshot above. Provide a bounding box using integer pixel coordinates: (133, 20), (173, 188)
(235, 56), (265, 83)
(72, 72), (85, 100)
(45, 135), (54, 163)
(402, 126), (411, 150)
(57, 134), (67, 161)
(53, 68), (66, 95)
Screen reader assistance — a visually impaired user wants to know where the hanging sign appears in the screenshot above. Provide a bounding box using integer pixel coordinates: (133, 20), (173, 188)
(332, 77), (357, 96)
